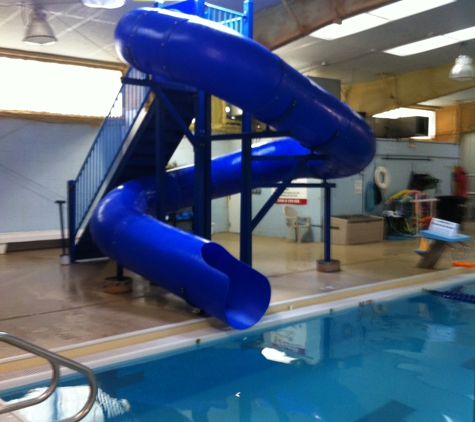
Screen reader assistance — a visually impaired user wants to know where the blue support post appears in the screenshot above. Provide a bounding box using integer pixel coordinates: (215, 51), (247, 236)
(323, 180), (331, 262)
(195, 0), (205, 17)
(116, 264), (124, 281)
(240, 113), (253, 265)
(240, 0), (253, 265)
(194, 91), (212, 239)
(243, 0), (253, 38)
(317, 180), (340, 273)
(154, 96), (167, 222)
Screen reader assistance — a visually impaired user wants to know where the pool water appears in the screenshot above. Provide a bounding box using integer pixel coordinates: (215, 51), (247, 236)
(3, 282), (475, 421)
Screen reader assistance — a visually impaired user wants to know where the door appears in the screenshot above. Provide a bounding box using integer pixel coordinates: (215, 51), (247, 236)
(228, 194), (241, 233)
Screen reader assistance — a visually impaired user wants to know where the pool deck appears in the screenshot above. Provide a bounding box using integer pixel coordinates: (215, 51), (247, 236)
(1, 222), (475, 421)
(0, 223), (474, 378)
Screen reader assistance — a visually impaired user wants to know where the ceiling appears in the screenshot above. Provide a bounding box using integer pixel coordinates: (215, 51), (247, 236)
(275, 0), (475, 108)
(0, 0), (474, 109)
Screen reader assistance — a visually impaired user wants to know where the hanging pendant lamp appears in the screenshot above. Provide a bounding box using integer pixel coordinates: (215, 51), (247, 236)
(22, 9), (57, 46)
(449, 55), (475, 81)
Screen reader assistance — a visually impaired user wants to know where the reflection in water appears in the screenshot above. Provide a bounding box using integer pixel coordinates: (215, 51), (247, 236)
(4, 284), (475, 421)
(9, 386), (133, 421)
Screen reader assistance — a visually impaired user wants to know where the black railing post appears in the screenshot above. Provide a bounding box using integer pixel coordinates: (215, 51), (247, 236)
(55, 200), (67, 263)
(317, 180), (340, 273)
(67, 180), (76, 263)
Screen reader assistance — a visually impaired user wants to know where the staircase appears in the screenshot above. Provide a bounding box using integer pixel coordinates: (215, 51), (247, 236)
(68, 70), (196, 261)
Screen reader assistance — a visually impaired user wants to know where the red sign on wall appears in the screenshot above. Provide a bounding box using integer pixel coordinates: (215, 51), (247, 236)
(276, 198), (308, 205)
(275, 179), (308, 205)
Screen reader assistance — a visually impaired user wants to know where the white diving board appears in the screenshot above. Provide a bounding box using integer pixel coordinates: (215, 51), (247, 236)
(416, 218), (472, 269)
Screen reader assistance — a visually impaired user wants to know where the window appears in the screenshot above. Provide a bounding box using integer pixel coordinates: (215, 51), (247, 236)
(0, 57), (122, 117)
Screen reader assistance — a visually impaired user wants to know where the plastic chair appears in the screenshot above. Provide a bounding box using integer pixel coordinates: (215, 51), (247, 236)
(283, 205), (311, 242)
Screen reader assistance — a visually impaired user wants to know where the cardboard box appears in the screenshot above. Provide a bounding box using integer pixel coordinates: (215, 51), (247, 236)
(330, 215), (384, 245)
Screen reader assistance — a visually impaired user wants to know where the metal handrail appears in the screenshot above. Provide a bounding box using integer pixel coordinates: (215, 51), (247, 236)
(0, 332), (97, 422)
(205, 2), (246, 32)
(73, 67), (151, 234)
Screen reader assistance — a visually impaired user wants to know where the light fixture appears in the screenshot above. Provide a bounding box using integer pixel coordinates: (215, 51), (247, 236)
(22, 9), (57, 46)
(384, 26), (475, 56)
(449, 55), (475, 81)
(81, 0), (125, 9)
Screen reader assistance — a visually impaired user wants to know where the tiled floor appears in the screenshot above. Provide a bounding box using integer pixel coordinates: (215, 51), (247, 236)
(0, 222), (474, 360)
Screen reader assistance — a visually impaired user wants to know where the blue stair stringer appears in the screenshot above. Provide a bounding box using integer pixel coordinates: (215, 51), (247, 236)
(68, 69), (196, 261)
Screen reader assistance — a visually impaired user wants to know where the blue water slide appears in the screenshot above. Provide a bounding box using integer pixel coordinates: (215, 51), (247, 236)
(90, 7), (376, 330)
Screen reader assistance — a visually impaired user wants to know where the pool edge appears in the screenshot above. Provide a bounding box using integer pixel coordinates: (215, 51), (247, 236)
(1, 267), (474, 378)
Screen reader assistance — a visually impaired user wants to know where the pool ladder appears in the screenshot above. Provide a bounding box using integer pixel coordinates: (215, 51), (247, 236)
(0, 332), (97, 422)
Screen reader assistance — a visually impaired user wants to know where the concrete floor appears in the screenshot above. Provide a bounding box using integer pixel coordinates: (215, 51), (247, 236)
(1, 222), (474, 360)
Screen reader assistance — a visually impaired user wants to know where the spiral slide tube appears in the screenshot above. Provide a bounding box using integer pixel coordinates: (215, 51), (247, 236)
(90, 7), (376, 330)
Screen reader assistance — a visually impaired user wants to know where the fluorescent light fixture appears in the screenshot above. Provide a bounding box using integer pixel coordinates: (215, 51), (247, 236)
(445, 26), (475, 42)
(384, 36), (457, 56)
(81, 0), (125, 8)
(370, 0), (455, 21)
(310, 0), (456, 40)
(385, 25), (475, 56)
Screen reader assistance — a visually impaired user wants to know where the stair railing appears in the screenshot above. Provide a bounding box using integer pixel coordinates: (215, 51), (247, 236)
(204, 2), (248, 33)
(68, 68), (151, 258)
(0, 332), (97, 422)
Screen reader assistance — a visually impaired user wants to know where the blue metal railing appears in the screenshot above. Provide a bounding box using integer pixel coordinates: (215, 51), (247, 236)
(70, 68), (151, 236)
(205, 3), (245, 32)
(205, 1), (252, 36)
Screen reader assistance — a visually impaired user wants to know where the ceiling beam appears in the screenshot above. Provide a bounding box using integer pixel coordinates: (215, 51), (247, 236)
(342, 63), (475, 116)
(254, 0), (399, 50)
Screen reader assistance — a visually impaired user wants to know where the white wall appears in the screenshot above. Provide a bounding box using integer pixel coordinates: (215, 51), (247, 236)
(0, 115), (461, 241)
(0, 118), (99, 232)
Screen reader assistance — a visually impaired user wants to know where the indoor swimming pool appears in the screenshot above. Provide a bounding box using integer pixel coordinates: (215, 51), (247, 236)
(2, 274), (475, 422)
